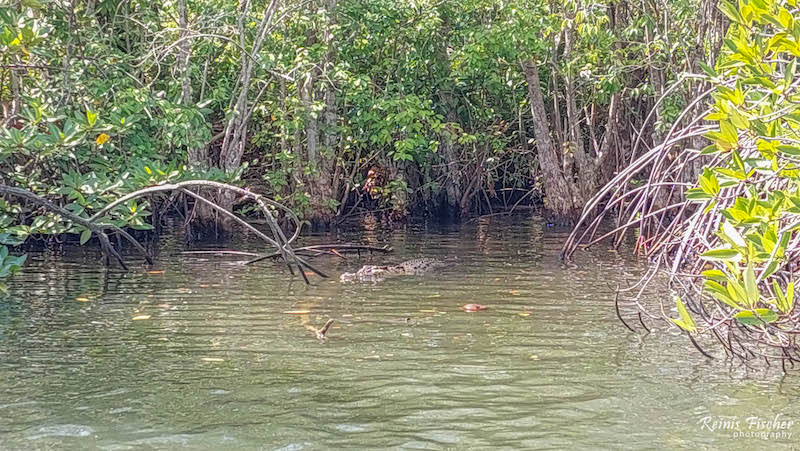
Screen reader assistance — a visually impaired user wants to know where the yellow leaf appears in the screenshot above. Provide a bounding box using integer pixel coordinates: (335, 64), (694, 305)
(202, 357), (224, 362)
(76, 297), (90, 302)
(144, 166), (152, 175)
(132, 315), (151, 320)
(519, 312), (530, 316)
(670, 296), (697, 332)
(96, 133), (110, 145)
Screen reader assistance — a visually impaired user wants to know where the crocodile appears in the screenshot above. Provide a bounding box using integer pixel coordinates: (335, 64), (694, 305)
(340, 258), (447, 283)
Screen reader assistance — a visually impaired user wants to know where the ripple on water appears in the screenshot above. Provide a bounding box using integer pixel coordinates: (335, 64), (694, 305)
(26, 424), (94, 440)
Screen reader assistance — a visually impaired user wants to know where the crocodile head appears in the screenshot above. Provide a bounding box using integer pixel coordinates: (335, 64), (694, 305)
(340, 265), (394, 282)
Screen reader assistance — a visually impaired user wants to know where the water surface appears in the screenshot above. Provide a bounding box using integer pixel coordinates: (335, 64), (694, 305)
(1, 216), (798, 450)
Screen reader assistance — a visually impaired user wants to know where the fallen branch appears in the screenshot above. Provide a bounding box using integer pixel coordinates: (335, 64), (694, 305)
(2, 181), (333, 283)
(182, 250), (263, 257)
(86, 180), (326, 281)
(242, 244), (393, 265)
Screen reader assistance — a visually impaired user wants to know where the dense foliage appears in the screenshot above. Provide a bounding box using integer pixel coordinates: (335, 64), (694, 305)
(562, 0), (800, 365)
(1, 0), (724, 234)
(678, 0), (800, 362)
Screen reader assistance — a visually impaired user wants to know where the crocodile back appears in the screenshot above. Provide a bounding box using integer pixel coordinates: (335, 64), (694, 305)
(399, 258), (446, 273)
(341, 258), (447, 282)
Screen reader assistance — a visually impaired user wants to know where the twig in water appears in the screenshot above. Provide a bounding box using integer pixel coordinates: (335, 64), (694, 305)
(316, 319), (334, 340)
(614, 289), (637, 333)
(686, 331), (715, 360)
(637, 312), (650, 332)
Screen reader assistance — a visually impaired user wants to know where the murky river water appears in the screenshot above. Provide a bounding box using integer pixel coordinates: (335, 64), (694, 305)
(1, 216), (799, 450)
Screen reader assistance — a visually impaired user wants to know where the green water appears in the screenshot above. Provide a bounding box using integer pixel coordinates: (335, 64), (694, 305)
(1, 217), (798, 450)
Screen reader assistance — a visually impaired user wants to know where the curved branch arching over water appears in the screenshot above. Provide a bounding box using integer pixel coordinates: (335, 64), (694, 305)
(2, 181), (395, 283)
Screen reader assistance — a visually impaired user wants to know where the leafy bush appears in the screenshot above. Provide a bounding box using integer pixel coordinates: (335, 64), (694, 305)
(0, 234), (26, 294)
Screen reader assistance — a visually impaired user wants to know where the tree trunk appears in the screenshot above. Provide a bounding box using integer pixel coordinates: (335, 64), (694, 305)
(438, 101), (464, 217)
(299, 0), (338, 226)
(433, 12), (463, 217)
(60, 0), (75, 106)
(177, 0), (217, 239)
(563, 19), (595, 205)
(300, 71), (318, 167)
(597, 94), (620, 185)
(522, 60), (577, 223)
(179, 0), (209, 171)
(219, 0), (279, 175)
(280, 77), (288, 155)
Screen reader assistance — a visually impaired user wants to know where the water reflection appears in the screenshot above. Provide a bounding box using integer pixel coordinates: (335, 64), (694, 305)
(0, 215), (798, 449)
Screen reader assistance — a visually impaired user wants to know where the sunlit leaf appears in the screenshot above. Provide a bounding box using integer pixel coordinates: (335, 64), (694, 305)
(743, 264), (758, 307)
(734, 309), (778, 326)
(670, 296), (697, 332)
(700, 248), (742, 262)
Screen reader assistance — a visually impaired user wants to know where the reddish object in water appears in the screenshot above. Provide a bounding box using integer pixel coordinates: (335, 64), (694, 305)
(461, 304), (488, 312)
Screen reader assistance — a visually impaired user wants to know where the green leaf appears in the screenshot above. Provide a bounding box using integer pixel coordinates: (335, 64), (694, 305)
(686, 188), (713, 201)
(732, 149), (745, 171)
(7, 254), (25, 267)
(699, 170), (720, 196)
(701, 269), (728, 282)
(727, 279), (749, 305)
(670, 296), (697, 332)
(718, 1), (744, 24)
(699, 61), (718, 78)
(719, 120), (738, 144)
(704, 280), (742, 309)
(772, 280), (795, 313)
(80, 230), (92, 245)
(700, 248), (742, 262)
(743, 264), (758, 307)
(734, 309), (778, 326)
(0, 233), (25, 246)
(786, 58), (796, 87)
(715, 168), (747, 180)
